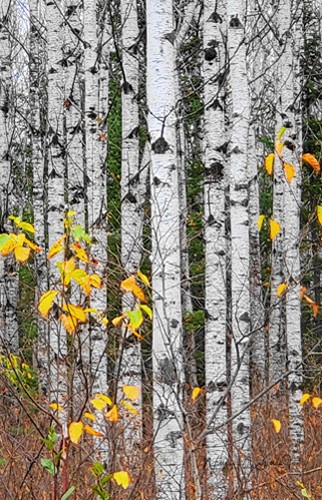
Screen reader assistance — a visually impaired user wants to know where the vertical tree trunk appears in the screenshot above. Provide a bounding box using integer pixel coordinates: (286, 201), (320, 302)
(147, 0), (185, 496)
(203, 1), (229, 496)
(227, 0), (252, 489)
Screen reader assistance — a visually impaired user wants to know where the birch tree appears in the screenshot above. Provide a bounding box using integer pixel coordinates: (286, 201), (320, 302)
(203, 0), (229, 496)
(147, 0), (185, 496)
(227, 0), (252, 487)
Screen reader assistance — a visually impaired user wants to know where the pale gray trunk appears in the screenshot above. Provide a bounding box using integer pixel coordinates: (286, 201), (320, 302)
(203, 1), (228, 497)
(147, 0), (185, 496)
(227, 0), (252, 488)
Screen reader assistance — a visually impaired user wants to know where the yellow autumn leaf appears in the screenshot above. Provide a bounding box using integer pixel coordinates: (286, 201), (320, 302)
(69, 421), (83, 444)
(302, 153), (320, 173)
(71, 269), (91, 295)
(58, 257), (75, 286)
(277, 283), (287, 297)
(275, 141), (284, 157)
(25, 238), (41, 252)
(84, 425), (104, 437)
(84, 412), (96, 422)
(1, 234), (17, 256)
(123, 385), (140, 402)
(137, 270), (150, 287)
(312, 397), (322, 408)
(272, 419), (281, 433)
(140, 304), (153, 320)
(270, 220), (281, 240)
(91, 398), (107, 411)
(14, 245), (31, 263)
(71, 242), (89, 263)
(257, 215), (265, 231)
(120, 276), (136, 292)
(317, 206), (322, 225)
(48, 235), (66, 259)
(38, 290), (58, 317)
(192, 387), (202, 401)
(132, 284), (146, 302)
(60, 314), (77, 333)
(96, 394), (113, 406)
(101, 317), (109, 326)
(112, 315), (125, 327)
(49, 402), (64, 411)
(284, 162), (295, 183)
(18, 221), (35, 234)
(265, 153), (274, 175)
(277, 126), (287, 140)
(120, 400), (139, 415)
(300, 393), (311, 405)
(113, 471), (131, 489)
(105, 404), (120, 423)
(62, 303), (87, 322)
(90, 274), (102, 288)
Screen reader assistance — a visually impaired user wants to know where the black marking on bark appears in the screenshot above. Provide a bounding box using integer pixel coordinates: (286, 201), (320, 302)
(153, 176), (161, 186)
(158, 357), (176, 385)
(206, 161), (224, 179)
(87, 110), (97, 120)
(156, 404), (175, 421)
(128, 126), (140, 139)
(89, 65), (98, 74)
(284, 140), (295, 151)
(216, 141), (229, 154)
(229, 15), (243, 28)
(207, 214), (215, 226)
(152, 137), (169, 154)
(123, 192), (137, 204)
(170, 318), (179, 328)
(164, 31), (176, 44)
(237, 422), (245, 435)
(204, 47), (217, 61)
(122, 80), (133, 94)
(209, 11), (222, 23)
(166, 431), (182, 448)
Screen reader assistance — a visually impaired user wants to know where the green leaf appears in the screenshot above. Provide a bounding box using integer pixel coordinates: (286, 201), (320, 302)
(92, 461), (104, 476)
(140, 305), (153, 320)
(277, 126), (287, 140)
(41, 458), (57, 476)
(0, 457), (7, 468)
(301, 489), (311, 499)
(126, 309), (143, 329)
(72, 225), (91, 244)
(61, 486), (76, 500)
(0, 234), (9, 250)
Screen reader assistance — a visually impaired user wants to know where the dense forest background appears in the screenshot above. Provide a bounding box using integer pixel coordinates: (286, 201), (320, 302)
(0, 0), (322, 498)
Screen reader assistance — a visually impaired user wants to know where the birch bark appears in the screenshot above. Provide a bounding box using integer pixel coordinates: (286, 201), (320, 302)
(203, 1), (228, 496)
(227, 0), (252, 488)
(147, 0), (185, 496)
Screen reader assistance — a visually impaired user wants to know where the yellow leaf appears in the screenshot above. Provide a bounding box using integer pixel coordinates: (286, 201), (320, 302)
(14, 245), (31, 263)
(84, 412), (96, 422)
(48, 235), (66, 259)
(270, 220), (281, 240)
(112, 315), (125, 327)
(83, 308), (98, 314)
(132, 284), (146, 303)
(101, 317), (109, 326)
(140, 304), (153, 320)
(317, 206), (322, 225)
(25, 238), (41, 251)
(277, 283), (287, 297)
(123, 385), (140, 402)
(62, 303), (87, 322)
(137, 270), (150, 287)
(38, 290), (58, 317)
(192, 387), (202, 401)
(312, 397), (322, 408)
(96, 394), (113, 406)
(120, 400), (139, 415)
(58, 258), (75, 286)
(312, 303), (319, 317)
(50, 402), (64, 411)
(303, 153), (320, 173)
(84, 425), (104, 437)
(1, 234), (17, 256)
(18, 221), (35, 234)
(284, 162), (295, 183)
(275, 141), (284, 157)
(105, 404), (120, 423)
(300, 393), (311, 405)
(69, 421), (83, 444)
(257, 215), (265, 231)
(126, 309), (144, 329)
(90, 274), (102, 288)
(126, 323), (143, 340)
(272, 419), (281, 433)
(60, 314), (77, 333)
(113, 471), (131, 489)
(71, 242), (89, 263)
(120, 276), (136, 292)
(277, 126), (287, 140)
(265, 153), (274, 175)
(91, 398), (107, 411)
(71, 269), (91, 295)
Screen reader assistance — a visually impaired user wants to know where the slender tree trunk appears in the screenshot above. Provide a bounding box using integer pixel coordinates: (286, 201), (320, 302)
(147, 0), (185, 496)
(203, 1), (229, 497)
(227, 0), (252, 489)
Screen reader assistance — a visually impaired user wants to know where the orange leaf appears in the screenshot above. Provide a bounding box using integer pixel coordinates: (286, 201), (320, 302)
(123, 385), (140, 402)
(112, 315), (125, 327)
(270, 220), (281, 240)
(105, 404), (120, 423)
(265, 154), (274, 175)
(303, 294), (314, 306)
(120, 276), (136, 293)
(312, 303), (319, 317)
(132, 284), (146, 302)
(38, 290), (58, 317)
(300, 286), (307, 300)
(303, 153), (320, 173)
(312, 397), (322, 408)
(69, 421), (83, 444)
(284, 162), (295, 183)
(300, 393), (311, 405)
(84, 425), (104, 437)
(60, 313), (77, 333)
(272, 419), (281, 433)
(14, 245), (30, 263)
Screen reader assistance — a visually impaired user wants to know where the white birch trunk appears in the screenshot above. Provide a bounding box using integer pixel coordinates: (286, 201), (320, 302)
(147, 0), (185, 496)
(46, 0), (67, 408)
(203, 1), (228, 496)
(227, 0), (252, 489)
